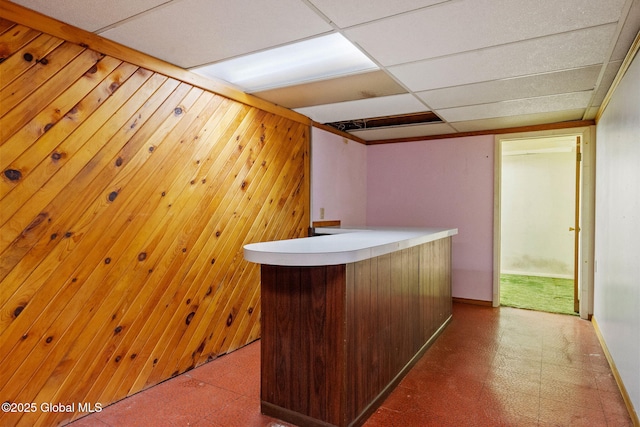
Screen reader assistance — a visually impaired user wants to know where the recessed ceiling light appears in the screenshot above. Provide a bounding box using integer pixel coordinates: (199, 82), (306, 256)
(190, 33), (378, 92)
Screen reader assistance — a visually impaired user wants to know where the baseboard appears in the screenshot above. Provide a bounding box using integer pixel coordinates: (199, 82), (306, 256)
(261, 402), (335, 427)
(311, 220), (341, 227)
(591, 316), (639, 426)
(452, 297), (493, 307)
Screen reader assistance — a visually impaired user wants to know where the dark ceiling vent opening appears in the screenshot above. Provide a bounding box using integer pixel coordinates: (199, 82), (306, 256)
(325, 111), (442, 132)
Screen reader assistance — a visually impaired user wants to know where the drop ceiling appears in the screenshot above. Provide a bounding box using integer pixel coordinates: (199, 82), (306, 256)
(13, 0), (640, 142)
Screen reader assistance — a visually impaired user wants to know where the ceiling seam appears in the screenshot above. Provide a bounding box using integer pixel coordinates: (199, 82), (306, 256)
(382, 22), (622, 70)
(581, 0), (635, 120)
(93, 0), (180, 34)
(299, 0), (438, 118)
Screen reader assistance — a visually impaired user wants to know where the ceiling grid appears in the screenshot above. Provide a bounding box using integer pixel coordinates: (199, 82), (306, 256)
(13, 0), (640, 141)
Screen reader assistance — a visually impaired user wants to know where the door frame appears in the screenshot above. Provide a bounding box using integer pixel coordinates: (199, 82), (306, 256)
(493, 126), (596, 319)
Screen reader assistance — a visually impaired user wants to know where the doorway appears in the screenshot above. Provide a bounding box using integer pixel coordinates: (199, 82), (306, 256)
(493, 128), (595, 320)
(500, 136), (578, 315)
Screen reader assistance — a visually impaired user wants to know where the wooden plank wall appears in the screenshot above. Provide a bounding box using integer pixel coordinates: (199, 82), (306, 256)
(0, 17), (309, 426)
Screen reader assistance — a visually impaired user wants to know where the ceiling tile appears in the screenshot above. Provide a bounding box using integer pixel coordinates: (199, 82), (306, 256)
(610, 0), (640, 61)
(307, 0), (449, 28)
(14, 0), (637, 141)
(389, 24), (617, 92)
(345, 0), (626, 66)
(436, 91), (593, 122)
(252, 70), (406, 109)
(418, 66), (602, 109)
(98, 0), (332, 68)
(451, 110), (587, 132)
(13, 0), (168, 32)
(350, 122), (457, 141)
(294, 93), (427, 123)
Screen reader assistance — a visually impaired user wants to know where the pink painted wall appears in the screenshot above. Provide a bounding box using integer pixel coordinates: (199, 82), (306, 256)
(366, 136), (495, 302)
(311, 127), (367, 226)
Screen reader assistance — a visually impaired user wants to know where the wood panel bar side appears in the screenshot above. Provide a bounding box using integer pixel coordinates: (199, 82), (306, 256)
(345, 238), (452, 426)
(260, 264), (346, 426)
(259, 236), (452, 427)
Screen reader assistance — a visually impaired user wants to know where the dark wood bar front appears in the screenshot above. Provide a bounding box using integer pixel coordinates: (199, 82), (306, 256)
(259, 237), (453, 427)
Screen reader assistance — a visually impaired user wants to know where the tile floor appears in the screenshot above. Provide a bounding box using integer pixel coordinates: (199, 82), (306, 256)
(70, 303), (634, 426)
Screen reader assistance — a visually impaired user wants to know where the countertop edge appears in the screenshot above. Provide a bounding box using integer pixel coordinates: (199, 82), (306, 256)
(244, 227), (458, 266)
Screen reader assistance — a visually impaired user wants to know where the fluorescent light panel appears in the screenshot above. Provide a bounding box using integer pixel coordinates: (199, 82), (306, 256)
(191, 33), (378, 92)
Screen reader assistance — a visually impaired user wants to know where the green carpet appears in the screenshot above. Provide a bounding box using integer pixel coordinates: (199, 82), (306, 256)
(500, 274), (577, 316)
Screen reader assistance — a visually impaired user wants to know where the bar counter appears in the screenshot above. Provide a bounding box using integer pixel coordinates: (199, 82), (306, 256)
(244, 227), (458, 427)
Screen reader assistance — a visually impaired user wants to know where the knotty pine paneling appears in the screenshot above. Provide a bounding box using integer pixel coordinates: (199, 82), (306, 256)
(0, 18), (309, 426)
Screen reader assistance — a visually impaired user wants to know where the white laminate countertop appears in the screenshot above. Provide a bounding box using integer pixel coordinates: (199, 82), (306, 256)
(243, 227), (458, 266)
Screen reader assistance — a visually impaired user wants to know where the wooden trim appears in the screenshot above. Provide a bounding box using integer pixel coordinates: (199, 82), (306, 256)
(365, 120), (595, 145)
(313, 120), (597, 146)
(312, 121), (367, 145)
(303, 129), (312, 231)
(452, 297), (493, 307)
(261, 402), (337, 427)
(573, 136), (581, 313)
(596, 29), (640, 123)
(0, 0), (311, 126)
(312, 220), (341, 227)
(591, 317), (640, 426)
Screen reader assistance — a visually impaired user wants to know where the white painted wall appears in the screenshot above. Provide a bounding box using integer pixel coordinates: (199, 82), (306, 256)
(594, 51), (640, 417)
(500, 147), (575, 278)
(310, 127), (367, 226)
